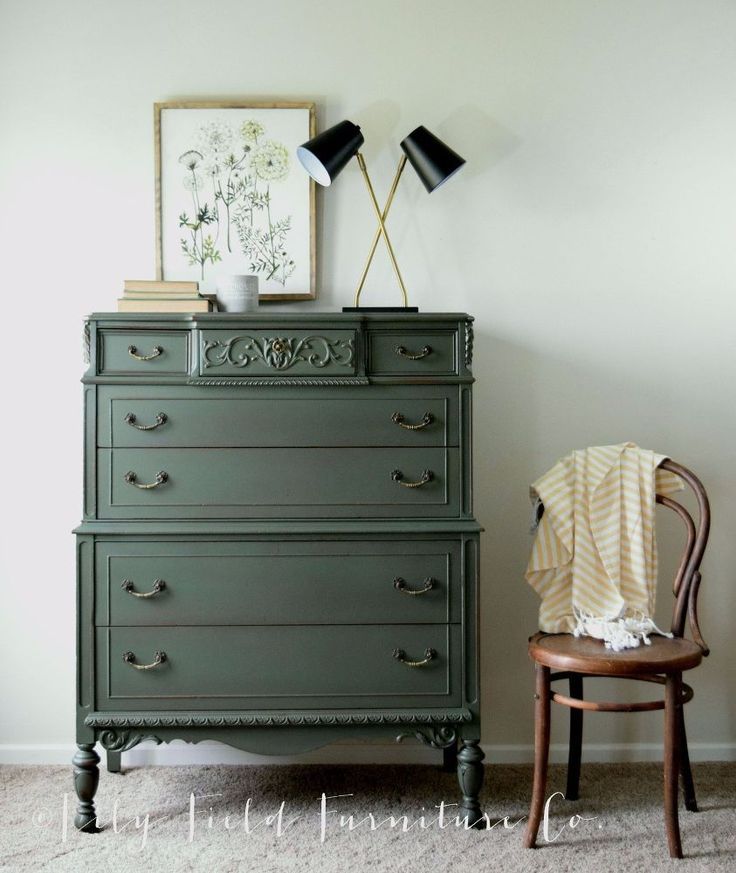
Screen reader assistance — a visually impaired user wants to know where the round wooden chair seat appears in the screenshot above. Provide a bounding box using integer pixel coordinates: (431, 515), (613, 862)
(528, 632), (703, 676)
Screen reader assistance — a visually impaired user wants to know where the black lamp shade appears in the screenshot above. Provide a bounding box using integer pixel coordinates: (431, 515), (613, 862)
(296, 120), (364, 186)
(400, 125), (466, 193)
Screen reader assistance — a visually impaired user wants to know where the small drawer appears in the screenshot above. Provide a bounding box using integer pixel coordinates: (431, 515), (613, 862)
(369, 331), (457, 376)
(96, 624), (460, 710)
(95, 540), (461, 626)
(98, 331), (189, 376)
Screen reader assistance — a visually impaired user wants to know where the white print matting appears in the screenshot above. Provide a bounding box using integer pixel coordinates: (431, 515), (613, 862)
(156, 103), (315, 300)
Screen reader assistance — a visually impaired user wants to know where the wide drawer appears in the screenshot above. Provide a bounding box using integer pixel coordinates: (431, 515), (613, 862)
(98, 330), (189, 376)
(199, 329), (357, 377)
(96, 624), (460, 710)
(368, 330), (457, 376)
(95, 540), (460, 626)
(97, 447), (459, 518)
(100, 390), (456, 448)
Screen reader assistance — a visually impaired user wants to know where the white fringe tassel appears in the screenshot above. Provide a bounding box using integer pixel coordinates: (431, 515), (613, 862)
(572, 607), (673, 652)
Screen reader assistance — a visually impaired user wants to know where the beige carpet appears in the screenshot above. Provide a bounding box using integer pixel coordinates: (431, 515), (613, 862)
(1, 762), (734, 872)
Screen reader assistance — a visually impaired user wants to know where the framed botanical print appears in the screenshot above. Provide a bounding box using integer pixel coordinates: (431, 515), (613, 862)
(155, 101), (316, 301)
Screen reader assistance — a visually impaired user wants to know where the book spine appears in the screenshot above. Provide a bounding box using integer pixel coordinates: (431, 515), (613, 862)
(121, 295), (205, 300)
(123, 280), (199, 293)
(117, 299), (211, 312)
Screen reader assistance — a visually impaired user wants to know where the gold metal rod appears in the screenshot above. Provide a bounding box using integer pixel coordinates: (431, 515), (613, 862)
(355, 153), (409, 308)
(354, 154), (408, 306)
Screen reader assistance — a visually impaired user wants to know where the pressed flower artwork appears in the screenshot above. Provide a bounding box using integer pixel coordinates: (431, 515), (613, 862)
(155, 102), (316, 300)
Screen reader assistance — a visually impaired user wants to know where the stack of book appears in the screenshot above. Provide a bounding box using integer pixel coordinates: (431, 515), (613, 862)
(118, 280), (216, 312)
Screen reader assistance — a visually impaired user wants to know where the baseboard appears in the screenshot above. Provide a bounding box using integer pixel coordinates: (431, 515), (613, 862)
(488, 743), (736, 763)
(1, 741), (734, 766)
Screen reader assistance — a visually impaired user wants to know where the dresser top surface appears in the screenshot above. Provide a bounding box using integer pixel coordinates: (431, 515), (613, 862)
(86, 311), (473, 325)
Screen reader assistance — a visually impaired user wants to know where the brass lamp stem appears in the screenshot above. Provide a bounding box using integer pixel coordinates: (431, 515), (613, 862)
(355, 152), (409, 308)
(354, 154), (408, 307)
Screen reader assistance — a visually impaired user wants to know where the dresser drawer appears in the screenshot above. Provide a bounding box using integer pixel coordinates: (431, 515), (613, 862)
(199, 329), (357, 378)
(100, 391), (456, 448)
(98, 330), (189, 376)
(95, 540), (460, 626)
(368, 330), (457, 376)
(97, 447), (459, 518)
(96, 624), (460, 709)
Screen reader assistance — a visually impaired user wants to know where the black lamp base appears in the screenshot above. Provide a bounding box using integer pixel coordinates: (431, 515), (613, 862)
(342, 306), (419, 312)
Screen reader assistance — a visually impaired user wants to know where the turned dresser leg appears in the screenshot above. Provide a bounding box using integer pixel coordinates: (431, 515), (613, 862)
(457, 739), (485, 828)
(73, 744), (101, 833)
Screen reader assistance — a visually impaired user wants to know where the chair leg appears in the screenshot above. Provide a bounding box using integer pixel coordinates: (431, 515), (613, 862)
(524, 664), (551, 849)
(664, 673), (683, 859)
(565, 673), (583, 801)
(678, 706), (697, 812)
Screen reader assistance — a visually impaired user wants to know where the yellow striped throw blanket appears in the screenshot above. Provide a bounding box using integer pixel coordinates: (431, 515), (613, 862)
(525, 443), (683, 651)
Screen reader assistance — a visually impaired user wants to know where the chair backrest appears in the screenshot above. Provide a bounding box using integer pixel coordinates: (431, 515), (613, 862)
(656, 459), (711, 652)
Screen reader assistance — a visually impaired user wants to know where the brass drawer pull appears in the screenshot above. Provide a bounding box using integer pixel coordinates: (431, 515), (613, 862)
(393, 647), (436, 667)
(122, 650), (167, 670)
(121, 579), (166, 598)
(391, 469), (433, 488)
(394, 577), (435, 595)
(391, 412), (433, 430)
(124, 471), (169, 489)
(124, 412), (168, 431)
(128, 344), (163, 361)
(395, 344), (432, 360)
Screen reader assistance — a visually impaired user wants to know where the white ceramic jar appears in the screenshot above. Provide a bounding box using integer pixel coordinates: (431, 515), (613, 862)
(215, 275), (259, 312)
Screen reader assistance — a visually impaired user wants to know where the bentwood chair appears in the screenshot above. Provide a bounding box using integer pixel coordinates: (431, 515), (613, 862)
(523, 460), (710, 859)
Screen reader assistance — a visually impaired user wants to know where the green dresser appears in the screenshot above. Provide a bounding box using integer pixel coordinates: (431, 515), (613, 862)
(73, 312), (483, 831)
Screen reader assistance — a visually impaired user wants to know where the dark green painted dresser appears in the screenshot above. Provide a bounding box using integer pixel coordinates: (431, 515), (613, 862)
(74, 312), (483, 830)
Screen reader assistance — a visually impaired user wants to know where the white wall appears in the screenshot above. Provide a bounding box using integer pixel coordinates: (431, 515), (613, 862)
(1, 0), (735, 763)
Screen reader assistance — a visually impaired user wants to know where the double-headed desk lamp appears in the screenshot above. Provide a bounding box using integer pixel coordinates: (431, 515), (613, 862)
(296, 121), (465, 311)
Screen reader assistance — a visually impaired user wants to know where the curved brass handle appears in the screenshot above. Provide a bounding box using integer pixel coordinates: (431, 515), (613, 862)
(122, 650), (167, 670)
(128, 345), (163, 361)
(393, 647), (436, 667)
(391, 469), (433, 488)
(124, 412), (168, 431)
(124, 471), (168, 489)
(395, 345), (432, 360)
(121, 579), (166, 598)
(394, 577), (435, 595)
(391, 412), (434, 431)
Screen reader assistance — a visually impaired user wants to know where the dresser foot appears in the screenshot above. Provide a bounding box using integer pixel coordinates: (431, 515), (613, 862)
(73, 744), (101, 833)
(106, 750), (122, 773)
(457, 739), (486, 828)
(442, 740), (458, 772)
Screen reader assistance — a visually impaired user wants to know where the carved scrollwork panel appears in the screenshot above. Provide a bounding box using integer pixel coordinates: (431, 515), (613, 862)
(98, 730), (163, 752)
(396, 725), (459, 749)
(202, 335), (355, 372)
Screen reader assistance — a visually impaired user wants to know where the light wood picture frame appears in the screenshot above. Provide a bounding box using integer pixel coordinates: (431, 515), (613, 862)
(155, 101), (316, 301)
